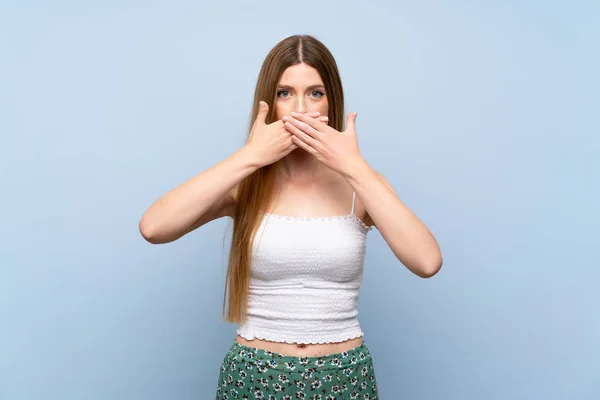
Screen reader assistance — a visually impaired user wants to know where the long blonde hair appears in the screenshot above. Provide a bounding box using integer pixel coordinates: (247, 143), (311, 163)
(222, 34), (346, 324)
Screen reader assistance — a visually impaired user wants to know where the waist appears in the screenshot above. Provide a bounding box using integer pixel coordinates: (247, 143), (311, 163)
(237, 314), (363, 340)
(235, 334), (364, 358)
(238, 281), (363, 343)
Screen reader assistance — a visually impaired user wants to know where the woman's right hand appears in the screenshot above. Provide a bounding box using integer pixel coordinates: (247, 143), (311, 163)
(245, 101), (327, 167)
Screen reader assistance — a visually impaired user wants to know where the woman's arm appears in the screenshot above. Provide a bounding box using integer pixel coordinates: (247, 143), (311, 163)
(280, 111), (442, 277)
(139, 102), (310, 244)
(345, 160), (443, 278)
(139, 146), (261, 244)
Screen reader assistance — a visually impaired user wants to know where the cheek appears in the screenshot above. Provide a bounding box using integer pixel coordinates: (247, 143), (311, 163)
(320, 103), (329, 115)
(275, 103), (291, 121)
(317, 100), (329, 117)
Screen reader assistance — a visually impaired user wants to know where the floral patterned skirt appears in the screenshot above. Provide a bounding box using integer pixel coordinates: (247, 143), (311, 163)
(215, 340), (379, 399)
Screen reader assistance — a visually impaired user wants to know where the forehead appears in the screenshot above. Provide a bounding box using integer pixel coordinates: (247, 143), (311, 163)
(278, 63), (324, 87)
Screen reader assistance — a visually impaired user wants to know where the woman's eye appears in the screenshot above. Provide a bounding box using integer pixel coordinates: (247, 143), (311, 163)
(311, 90), (325, 98)
(277, 90), (290, 98)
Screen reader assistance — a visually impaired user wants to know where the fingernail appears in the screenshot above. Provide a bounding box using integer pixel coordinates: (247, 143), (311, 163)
(291, 112), (297, 117)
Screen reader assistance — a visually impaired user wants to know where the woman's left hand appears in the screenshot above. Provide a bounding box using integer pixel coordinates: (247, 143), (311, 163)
(282, 111), (364, 177)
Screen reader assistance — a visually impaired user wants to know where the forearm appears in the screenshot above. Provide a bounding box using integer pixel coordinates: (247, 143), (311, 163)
(139, 146), (261, 242)
(344, 159), (442, 278)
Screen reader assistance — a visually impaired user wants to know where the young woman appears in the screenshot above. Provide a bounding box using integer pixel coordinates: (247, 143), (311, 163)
(139, 34), (442, 399)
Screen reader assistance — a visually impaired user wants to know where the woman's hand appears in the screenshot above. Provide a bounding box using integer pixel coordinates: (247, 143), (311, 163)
(245, 102), (327, 167)
(282, 111), (363, 177)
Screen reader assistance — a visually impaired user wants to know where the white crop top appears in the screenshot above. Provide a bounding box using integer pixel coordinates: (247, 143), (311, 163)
(236, 191), (373, 344)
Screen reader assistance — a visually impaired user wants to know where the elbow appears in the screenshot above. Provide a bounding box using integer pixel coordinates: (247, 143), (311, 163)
(139, 217), (164, 245)
(416, 255), (443, 279)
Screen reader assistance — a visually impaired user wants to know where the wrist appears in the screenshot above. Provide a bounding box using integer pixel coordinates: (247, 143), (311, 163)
(343, 158), (378, 191)
(343, 156), (371, 181)
(237, 145), (264, 171)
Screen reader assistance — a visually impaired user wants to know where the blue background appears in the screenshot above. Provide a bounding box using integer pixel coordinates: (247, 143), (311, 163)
(1, 1), (598, 398)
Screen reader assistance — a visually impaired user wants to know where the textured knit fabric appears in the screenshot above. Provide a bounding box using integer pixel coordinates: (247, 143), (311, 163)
(215, 340), (379, 399)
(236, 192), (373, 344)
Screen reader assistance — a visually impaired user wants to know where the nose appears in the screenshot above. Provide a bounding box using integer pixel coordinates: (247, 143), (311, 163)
(293, 97), (307, 114)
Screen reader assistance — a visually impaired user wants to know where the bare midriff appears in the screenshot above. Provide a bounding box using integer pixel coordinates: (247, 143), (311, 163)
(235, 334), (363, 357)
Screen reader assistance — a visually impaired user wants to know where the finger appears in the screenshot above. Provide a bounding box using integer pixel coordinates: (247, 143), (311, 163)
(253, 101), (269, 127)
(282, 112), (321, 123)
(285, 116), (321, 139)
(290, 135), (318, 156)
(345, 111), (357, 133)
(291, 111), (327, 131)
(285, 141), (298, 155)
(319, 116), (329, 124)
(284, 120), (320, 147)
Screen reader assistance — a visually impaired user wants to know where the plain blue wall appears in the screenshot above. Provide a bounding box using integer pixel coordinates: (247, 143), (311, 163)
(1, 1), (598, 399)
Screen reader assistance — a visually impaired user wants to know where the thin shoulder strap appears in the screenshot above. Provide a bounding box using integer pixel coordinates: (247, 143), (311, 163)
(350, 191), (356, 215)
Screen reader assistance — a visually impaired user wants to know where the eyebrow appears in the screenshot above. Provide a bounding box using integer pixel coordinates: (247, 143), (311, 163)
(277, 84), (326, 91)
